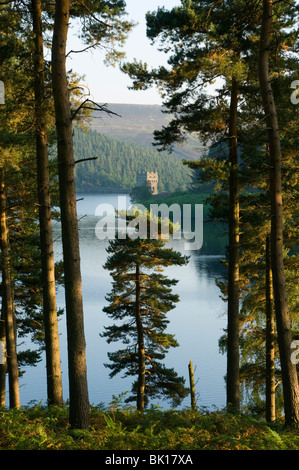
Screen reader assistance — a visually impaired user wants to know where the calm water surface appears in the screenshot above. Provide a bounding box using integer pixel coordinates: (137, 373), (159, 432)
(18, 194), (228, 410)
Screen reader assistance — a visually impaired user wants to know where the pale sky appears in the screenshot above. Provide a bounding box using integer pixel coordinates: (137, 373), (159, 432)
(66, 0), (180, 105)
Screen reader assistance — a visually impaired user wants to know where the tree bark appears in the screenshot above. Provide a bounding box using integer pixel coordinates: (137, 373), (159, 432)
(259, 0), (299, 428)
(31, 0), (63, 407)
(135, 262), (145, 412)
(188, 360), (197, 411)
(226, 77), (240, 412)
(266, 236), (276, 422)
(52, 0), (89, 428)
(0, 169), (20, 409)
(0, 304), (6, 407)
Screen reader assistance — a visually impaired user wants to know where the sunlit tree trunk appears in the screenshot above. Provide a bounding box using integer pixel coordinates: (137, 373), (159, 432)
(188, 360), (197, 411)
(135, 262), (145, 412)
(259, 0), (299, 428)
(265, 236), (276, 422)
(0, 305), (6, 407)
(52, 0), (90, 428)
(31, 0), (63, 407)
(0, 169), (20, 409)
(226, 77), (240, 412)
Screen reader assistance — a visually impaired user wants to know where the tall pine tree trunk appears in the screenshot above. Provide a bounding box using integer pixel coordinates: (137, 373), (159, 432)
(259, 0), (299, 427)
(226, 77), (240, 412)
(266, 236), (276, 422)
(0, 305), (6, 407)
(52, 0), (89, 428)
(0, 169), (20, 409)
(31, 0), (63, 407)
(135, 262), (145, 412)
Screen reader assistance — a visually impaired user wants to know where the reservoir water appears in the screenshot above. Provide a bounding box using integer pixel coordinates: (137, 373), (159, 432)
(18, 193), (228, 411)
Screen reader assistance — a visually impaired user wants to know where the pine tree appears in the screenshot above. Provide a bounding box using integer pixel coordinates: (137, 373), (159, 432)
(31, 0), (63, 407)
(258, 0), (299, 427)
(102, 212), (189, 411)
(122, 0), (256, 412)
(122, 0), (299, 420)
(52, 0), (90, 429)
(0, 168), (20, 409)
(51, 0), (134, 429)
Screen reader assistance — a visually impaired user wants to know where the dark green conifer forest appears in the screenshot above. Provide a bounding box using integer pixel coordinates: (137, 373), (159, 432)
(73, 128), (191, 192)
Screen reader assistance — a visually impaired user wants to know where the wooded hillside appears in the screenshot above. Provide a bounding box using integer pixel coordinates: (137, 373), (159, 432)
(88, 103), (203, 161)
(73, 128), (192, 192)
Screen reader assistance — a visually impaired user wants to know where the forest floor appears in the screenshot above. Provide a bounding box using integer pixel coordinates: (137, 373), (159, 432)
(0, 405), (299, 451)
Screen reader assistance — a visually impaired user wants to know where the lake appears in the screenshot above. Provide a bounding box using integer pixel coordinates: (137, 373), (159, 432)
(18, 193), (228, 411)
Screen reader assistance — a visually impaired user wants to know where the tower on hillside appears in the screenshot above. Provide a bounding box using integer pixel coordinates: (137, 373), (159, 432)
(136, 171), (158, 195)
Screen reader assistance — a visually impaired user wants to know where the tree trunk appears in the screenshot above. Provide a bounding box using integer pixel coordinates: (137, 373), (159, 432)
(0, 169), (20, 409)
(31, 0), (63, 407)
(266, 236), (276, 422)
(135, 262), (145, 412)
(188, 360), (197, 411)
(259, 0), (299, 428)
(52, 0), (89, 428)
(0, 305), (6, 407)
(226, 77), (240, 412)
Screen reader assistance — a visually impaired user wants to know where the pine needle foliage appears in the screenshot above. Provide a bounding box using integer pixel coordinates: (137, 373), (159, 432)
(102, 211), (189, 410)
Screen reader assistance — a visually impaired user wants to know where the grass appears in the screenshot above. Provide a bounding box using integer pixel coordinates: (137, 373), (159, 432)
(0, 404), (299, 450)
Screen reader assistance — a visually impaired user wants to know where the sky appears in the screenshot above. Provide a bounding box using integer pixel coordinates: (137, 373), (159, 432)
(66, 0), (180, 105)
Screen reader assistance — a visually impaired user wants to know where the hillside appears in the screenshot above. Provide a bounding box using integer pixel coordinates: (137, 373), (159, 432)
(73, 103), (210, 193)
(73, 128), (192, 193)
(89, 103), (205, 161)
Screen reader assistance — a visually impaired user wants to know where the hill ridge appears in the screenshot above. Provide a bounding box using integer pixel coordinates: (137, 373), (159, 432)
(89, 103), (204, 161)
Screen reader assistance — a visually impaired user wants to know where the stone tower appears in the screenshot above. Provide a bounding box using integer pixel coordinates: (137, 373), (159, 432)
(136, 171), (158, 195)
(146, 172), (158, 195)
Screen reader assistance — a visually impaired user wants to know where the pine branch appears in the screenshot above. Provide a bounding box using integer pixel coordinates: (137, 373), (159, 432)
(74, 157), (98, 164)
(73, 0), (110, 29)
